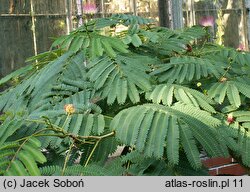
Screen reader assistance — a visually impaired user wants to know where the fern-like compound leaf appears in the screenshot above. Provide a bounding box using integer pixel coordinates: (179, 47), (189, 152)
(111, 103), (225, 166)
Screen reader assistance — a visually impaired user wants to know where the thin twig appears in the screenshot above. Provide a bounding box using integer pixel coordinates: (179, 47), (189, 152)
(62, 114), (70, 130)
(84, 140), (100, 167)
(62, 142), (75, 176)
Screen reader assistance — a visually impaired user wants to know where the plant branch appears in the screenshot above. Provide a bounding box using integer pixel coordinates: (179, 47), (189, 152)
(25, 118), (115, 144)
(78, 131), (115, 140)
(84, 139), (100, 168)
(61, 114), (71, 129)
(61, 141), (75, 176)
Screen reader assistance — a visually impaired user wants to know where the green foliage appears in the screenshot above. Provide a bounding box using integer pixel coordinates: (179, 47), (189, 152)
(151, 56), (224, 83)
(40, 159), (125, 176)
(0, 137), (46, 176)
(1, 14), (250, 176)
(146, 84), (216, 112)
(120, 151), (208, 176)
(87, 54), (155, 104)
(208, 80), (250, 108)
(111, 103), (224, 169)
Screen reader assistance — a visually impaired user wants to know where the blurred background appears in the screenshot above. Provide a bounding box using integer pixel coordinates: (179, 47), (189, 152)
(0, 0), (249, 78)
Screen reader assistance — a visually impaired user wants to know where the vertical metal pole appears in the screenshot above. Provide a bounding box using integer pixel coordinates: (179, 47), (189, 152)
(185, 0), (196, 26)
(76, 0), (83, 27)
(244, 0), (250, 50)
(184, 1), (189, 27)
(191, 0), (196, 25)
(30, 0), (38, 56)
(172, 0), (184, 29)
(167, 0), (173, 29)
(65, 0), (70, 34)
(158, 0), (183, 29)
(68, 0), (73, 30)
(65, 0), (73, 34)
(101, 0), (105, 18)
(133, 0), (137, 15)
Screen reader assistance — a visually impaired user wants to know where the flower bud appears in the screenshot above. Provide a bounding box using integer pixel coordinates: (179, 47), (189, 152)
(197, 82), (202, 87)
(220, 77), (227, 82)
(186, 44), (192, 52)
(64, 104), (75, 115)
(227, 113), (234, 124)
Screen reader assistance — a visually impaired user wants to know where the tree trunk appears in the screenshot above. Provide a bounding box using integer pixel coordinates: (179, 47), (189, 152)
(158, 0), (171, 27)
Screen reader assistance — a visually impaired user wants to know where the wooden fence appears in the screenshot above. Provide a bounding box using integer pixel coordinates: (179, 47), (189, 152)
(0, 0), (158, 78)
(1, 0), (250, 78)
(0, 0), (69, 78)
